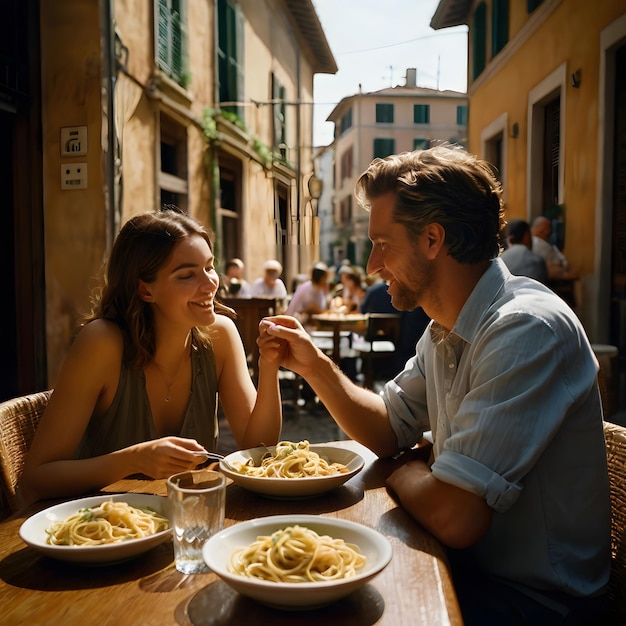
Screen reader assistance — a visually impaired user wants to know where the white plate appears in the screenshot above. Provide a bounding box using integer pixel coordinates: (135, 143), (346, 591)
(203, 514), (392, 609)
(19, 493), (171, 564)
(219, 445), (364, 498)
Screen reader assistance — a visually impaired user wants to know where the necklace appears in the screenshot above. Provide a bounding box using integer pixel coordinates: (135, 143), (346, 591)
(151, 348), (188, 402)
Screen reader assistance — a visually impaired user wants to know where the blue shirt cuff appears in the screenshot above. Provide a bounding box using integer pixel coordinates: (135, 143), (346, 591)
(431, 449), (522, 513)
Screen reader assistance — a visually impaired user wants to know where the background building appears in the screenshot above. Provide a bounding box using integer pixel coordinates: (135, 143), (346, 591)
(432, 0), (626, 352)
(318, 69), (467, 268)
(1, 0), (336, 401)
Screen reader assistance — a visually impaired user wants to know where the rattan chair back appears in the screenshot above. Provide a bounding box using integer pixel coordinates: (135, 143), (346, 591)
(604, 420), (626, 621)
(0, 390), (52, 517)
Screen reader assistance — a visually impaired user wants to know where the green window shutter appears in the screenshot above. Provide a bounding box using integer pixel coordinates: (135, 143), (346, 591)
(157, 0), (169, 70)
(340, 108), (352, 135)
(376, 103), (394, 123)
(373, 138), (395, 159)
(472, 3), (487, 80)
(492, 0), (509, 56)
(414, 104), (430, 124)
(457, 105), (468, 125)
(413, 138), (429, 150)
(217, 0), (244, 117)
(156, 0), (187, 86)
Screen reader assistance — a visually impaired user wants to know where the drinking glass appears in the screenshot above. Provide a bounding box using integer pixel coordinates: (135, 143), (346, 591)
(166, 469), (226, 574)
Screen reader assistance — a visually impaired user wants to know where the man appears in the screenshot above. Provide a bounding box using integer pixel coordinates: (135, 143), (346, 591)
(500, 218), (548, 283)
(221, 258), (251, 297)
(259, 146), (611, 624)
(250, 259), (288, 298)
(531, 215), (570, 278)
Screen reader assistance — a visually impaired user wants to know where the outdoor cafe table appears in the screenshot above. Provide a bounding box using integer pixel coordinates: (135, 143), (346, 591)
(311, 313), (369, 364)
(0, 440), (462, 625)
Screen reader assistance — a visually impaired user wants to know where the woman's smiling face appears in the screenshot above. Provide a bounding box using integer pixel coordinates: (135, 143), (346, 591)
(139, 234), (220, 328)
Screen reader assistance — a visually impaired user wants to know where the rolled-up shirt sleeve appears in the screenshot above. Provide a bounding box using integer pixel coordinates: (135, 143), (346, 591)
(432, 450), (522, 512)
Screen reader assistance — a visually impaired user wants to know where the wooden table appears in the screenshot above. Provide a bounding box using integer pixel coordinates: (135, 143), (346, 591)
(311, 313), (368, 363)
(0, 440), (462, 625)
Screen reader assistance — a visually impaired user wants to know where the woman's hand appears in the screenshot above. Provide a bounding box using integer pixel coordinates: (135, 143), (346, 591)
(127, 436), (207, 479)
(257, 315), (327, 378)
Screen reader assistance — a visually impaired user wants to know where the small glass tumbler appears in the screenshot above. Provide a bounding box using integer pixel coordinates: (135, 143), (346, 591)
(166, 469), (226, 574)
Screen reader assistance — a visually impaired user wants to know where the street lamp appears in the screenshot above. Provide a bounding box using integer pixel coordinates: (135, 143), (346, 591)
(307, 174), (323, 217)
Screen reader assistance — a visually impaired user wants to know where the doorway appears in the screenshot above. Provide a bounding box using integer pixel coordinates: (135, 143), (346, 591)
(0, 0), (46, 401)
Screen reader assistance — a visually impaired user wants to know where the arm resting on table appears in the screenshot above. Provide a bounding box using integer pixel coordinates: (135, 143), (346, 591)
(386, 459), (492, 549)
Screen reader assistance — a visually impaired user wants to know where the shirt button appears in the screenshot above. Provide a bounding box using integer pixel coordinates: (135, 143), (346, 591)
(448, 362), (455, 369)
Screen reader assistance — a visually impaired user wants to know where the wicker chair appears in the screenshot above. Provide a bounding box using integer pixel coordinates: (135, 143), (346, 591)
(0, 390), (52, 518)
(604, 421), (626, 621)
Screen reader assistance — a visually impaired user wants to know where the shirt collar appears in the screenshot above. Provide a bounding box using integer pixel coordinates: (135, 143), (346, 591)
(430, 258), (510, 345)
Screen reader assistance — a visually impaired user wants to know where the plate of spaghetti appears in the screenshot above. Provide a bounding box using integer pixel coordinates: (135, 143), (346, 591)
(19, 493), (171, 563)
(202, 514), (392, 609)
(219, 441), (364, 498)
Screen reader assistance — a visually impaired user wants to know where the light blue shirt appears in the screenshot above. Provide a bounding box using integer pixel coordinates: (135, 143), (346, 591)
(383, 258), (610, 596)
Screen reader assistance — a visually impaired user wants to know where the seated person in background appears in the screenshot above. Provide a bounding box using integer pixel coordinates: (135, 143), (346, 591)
(531, 216), (570, 279)
(259, 145), (611, 625)
(360, 278), (430, 379)
(221, 257), (252, 297)
(250, 259), (288, 299)
(500, 219), (547, 283)
(340, 269), (367, 312)
(286, 262), (331, 326)
(20, 208), (281, 506)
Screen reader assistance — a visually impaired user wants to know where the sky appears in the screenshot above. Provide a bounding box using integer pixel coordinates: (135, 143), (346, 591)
(311, 0), (468, 147)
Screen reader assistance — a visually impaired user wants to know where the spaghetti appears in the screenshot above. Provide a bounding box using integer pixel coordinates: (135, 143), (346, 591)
(46, 500), (169, 546)
(230, 524), (366, 583)
(233, 440), (349, 478)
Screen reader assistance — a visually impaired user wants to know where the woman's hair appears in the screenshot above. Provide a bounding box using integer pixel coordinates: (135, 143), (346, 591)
(354, 144), (505, 263)
(85, 207), (231, 367)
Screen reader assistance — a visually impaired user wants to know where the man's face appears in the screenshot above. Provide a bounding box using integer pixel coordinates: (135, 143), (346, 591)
(226, 266), (242, 281)
(264, 270), (279, 285)
(366, 193), (434, 311)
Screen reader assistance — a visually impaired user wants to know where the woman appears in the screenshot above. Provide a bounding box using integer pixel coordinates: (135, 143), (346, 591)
(340, 270), (367, 312)
(20, 209), (281, 505)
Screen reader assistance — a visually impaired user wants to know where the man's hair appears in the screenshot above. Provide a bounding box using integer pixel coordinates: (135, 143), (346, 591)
(354, 144), (505, 263)
(311, 262), (329, 285)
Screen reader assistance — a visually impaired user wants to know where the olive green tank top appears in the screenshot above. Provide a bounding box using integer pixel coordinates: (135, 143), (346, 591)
(74, 341), (218, 458)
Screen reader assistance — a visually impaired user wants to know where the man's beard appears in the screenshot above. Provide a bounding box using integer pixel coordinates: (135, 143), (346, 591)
(388, 254), (433, 311)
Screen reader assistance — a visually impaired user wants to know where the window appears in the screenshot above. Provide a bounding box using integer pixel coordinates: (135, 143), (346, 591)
(472, 2), (487, 80)
(413, 138), (430, 150)
(219, 156), (242, 263)
(492, 0), (509, 56)
(373, 138), (395, 159)
(217, 0), (244, 117)
(340, 146), (353, 182)
(414, 104), (430, 124)
(542, 96), (561, 213)
(340, 108), (352, 135)
(457, 105), (468, 125)
(338, 196), (352, 227)
(157, 0), (188, 87)
(376, 103), (394, 123)
(159, 112), (188, 211)
(272, 74), (287, 160)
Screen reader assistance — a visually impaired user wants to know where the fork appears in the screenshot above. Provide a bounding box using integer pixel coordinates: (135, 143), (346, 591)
(193, 450), (238, 472)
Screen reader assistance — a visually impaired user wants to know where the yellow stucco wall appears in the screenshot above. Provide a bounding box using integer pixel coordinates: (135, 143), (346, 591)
(468, 0), (625, 284)
(41, 0), (107, 383)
